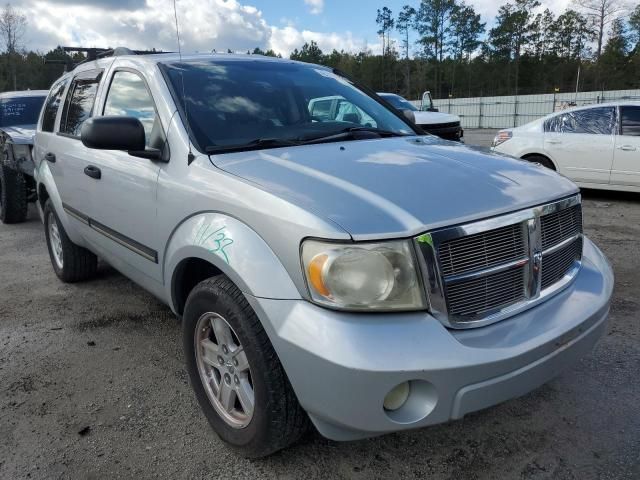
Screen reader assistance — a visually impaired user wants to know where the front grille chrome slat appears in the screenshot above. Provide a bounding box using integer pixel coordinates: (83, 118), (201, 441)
(415, 195), (583, 329)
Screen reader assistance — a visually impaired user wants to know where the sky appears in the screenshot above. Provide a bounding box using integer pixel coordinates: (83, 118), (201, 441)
(11, 0), (575, 57)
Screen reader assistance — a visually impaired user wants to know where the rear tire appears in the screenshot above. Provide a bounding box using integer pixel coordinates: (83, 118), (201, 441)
(524, 154), (556, 171)
(183, 275), (309, 458)
(43, 200), (98, 283)
(0, 163), (28, 224)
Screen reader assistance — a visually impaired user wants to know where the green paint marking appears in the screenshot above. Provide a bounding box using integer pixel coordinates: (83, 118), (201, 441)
(195, 223), (234, 264)
(417, 233), (434, 247)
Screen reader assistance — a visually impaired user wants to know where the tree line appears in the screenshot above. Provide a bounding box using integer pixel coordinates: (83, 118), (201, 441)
(289, 0), (640, 99)
(1, 1), (639, 99)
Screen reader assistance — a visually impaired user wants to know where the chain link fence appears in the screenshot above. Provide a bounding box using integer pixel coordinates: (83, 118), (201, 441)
(416, 89), (640, 129)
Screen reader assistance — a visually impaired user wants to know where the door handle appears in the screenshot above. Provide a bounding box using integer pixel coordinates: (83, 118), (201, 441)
(617, 145), (637, 151)
(546, 139), (562, 145)
(45, 152), (56, 163)
(84, 165), (101, 180)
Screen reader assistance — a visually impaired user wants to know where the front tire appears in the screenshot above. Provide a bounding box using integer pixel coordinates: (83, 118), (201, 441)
(183, 276), (309, 458)
(43, 200), (98, 283)
(0, 163), (28, 224)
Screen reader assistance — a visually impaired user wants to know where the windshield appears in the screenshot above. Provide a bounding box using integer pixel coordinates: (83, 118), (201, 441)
(0, 96), (46, 128)
(380, 94), (418, 112)
(161, 60), (416, 151)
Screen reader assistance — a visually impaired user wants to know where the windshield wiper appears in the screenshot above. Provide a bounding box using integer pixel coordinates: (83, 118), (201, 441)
(206, 138), (300, 154)
(301, 126), (409, 145)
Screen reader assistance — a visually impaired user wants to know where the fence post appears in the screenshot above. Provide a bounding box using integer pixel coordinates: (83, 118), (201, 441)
(478, 98), (483, 129)
(513, 95), (518, 128)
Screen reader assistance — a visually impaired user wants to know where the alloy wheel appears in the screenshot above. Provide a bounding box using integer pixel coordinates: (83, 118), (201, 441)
(194, 312), (255, 428)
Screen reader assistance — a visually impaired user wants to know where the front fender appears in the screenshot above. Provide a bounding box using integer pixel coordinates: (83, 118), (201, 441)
(164, 213), (301, 310)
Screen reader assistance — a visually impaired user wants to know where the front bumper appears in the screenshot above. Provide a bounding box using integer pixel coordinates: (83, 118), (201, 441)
(247, 237), (613, 441)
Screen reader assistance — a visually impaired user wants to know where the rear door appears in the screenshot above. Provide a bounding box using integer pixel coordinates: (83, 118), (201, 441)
(611, 105), (640, 188)
(46, 69), (103, 222)
(543, 106), (616, 185)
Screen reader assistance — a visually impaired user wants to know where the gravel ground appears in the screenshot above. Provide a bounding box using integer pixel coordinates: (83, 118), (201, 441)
(1, 138), (638, 479)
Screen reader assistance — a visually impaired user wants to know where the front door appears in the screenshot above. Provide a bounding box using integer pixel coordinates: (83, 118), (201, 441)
(543, 106), (616, 185)
(80, 69), (165, 281)
(611, 105), (640, 188)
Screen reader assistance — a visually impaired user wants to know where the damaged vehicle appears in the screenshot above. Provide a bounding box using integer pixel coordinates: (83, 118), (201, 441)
(34, 51), (613, 458)
(0, 90), (48, 223)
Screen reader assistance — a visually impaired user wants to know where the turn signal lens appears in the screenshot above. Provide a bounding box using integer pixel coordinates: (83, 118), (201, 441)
(308, 253), (330, 297)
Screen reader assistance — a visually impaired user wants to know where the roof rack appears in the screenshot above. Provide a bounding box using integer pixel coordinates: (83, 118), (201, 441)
(44, 46), (173, 72)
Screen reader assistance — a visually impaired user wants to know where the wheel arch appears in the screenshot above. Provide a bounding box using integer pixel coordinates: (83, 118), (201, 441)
(521, 152), (558, 171)
(164, 212), (301, 316)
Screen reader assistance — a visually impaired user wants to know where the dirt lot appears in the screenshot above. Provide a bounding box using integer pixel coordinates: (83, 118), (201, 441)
(1, 154), (639, 479)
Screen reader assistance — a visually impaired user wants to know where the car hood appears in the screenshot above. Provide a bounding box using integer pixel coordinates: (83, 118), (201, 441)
(210, 136), (579, 240)
(413, 111), (460, 125)
(0, 124), (36, 144)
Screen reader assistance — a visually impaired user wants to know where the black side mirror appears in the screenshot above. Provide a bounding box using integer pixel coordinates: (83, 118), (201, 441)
(81, 116), (146, 151)
(81, 116), (164, 161)
(400, 109), (416, 124)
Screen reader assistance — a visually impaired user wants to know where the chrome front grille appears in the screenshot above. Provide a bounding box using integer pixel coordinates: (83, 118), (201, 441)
(541, 236), (583, 290)
(541, 204), (582, 250)
(438, 224), (527, 277)
(446, 267), (526, 317)
(415, 195), (583, 329)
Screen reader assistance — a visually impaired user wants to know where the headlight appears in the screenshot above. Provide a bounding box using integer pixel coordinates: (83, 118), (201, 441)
(301, 239), (426, 311)
(491, 130), (512, 147)
(11, 144), (32, 161)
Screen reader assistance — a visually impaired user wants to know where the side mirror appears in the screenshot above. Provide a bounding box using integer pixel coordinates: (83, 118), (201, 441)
(400, 109), (416, 124)
(81, 116), (146, 152)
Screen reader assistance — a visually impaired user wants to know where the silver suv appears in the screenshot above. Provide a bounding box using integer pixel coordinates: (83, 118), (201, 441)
(33, 51), (614, 458)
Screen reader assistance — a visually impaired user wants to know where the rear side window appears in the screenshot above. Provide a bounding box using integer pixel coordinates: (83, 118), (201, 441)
(60, 72), (102, 137)
(41, 77), (69, 132)
(544, 107), (616, 135)
(620, 106), (640, 136)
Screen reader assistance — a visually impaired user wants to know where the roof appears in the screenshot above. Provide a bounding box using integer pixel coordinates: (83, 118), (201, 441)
(0, 90), (49, 99)
(68, 52), (321, 75)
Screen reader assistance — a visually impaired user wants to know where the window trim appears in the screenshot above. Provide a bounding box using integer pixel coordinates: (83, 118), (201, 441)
(58, 69), (104, 140)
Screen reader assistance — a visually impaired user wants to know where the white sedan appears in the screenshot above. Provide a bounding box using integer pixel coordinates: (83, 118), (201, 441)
(492, 102), (640, 192)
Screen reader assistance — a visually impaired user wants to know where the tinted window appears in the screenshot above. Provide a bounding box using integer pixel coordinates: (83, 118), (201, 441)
(620, 106), (640, 137)
(161, 60), (413, 150)
(61, 74), (101, 137)
(41, 78), (69, 132)
(544, 107), (616, 135)
(0, 96), (46, 128)
(104, 71), (157, 144)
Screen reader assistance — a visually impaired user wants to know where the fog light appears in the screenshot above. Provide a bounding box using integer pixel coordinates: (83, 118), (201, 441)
(383, 382), (410, 411)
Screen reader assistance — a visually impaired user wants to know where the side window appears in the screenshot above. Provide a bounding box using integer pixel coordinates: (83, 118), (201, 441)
(310, 99), (332, 121)
(620, 106), (640, 137)
(60, 73), (102, 137)
(545, 107), (615, 135)
(41, 77), (69, 133)
(103, 71), (158, 145)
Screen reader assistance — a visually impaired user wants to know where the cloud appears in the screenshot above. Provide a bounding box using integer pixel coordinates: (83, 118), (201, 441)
(304, 0), (323, 15)
(15, 0), (372, 57)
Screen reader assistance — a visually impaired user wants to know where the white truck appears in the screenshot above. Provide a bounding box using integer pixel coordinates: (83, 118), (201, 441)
(378, 92), (463, 141)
